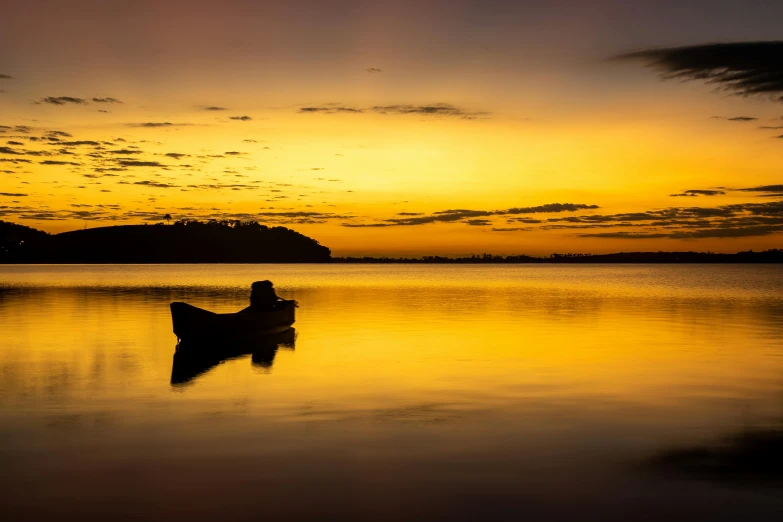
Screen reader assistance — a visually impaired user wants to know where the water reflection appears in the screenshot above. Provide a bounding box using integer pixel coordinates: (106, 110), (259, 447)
(2, 265), (783, 521)
(648, 417), (783, 485)
(171, 328), (296, 386)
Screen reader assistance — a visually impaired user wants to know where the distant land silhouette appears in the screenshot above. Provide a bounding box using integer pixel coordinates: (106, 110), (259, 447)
(0, 219), (331, 263)
(1, 219), (781, 263)
(333, 251), (783, 263)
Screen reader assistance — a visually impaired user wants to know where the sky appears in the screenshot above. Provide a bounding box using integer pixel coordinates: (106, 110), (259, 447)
(1, 0), (782, 256)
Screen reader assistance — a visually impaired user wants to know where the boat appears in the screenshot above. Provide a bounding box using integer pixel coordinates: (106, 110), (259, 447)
(170, 300), (296, 343)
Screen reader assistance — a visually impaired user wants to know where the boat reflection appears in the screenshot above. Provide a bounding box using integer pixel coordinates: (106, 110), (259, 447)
(170, 327), (296, 386)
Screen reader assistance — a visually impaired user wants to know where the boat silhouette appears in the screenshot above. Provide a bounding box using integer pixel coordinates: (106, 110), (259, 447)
(170, 300), (295, 343)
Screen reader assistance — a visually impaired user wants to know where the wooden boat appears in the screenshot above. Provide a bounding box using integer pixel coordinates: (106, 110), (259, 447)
(170, 300), (296, 343)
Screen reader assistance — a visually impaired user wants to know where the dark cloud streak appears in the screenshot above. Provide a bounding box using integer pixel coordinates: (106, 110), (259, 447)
(712, 116), (757, 122)
(299, 103), (489, 118)
(670, 189), (726, 197)
(342, 203), (599, 227)
(615, 41), (783, 102)
(41, 96), (87, 105)
(127, 122), (191, 128)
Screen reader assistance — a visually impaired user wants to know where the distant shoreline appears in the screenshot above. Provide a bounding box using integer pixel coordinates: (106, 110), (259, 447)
(331, 251), (783, 264)
(2, 251), (782, 265)
(2, 220), (781, 264)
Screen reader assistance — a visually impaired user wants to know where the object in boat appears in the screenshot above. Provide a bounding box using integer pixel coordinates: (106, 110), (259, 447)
(170, 299), (295, 343)
(171, 327), (296, 385)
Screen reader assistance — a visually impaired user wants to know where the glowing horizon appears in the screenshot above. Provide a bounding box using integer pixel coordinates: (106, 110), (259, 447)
(2, 0), (782, 256)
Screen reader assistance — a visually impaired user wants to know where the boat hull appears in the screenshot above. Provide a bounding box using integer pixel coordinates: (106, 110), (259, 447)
(170, 301), (296, 342)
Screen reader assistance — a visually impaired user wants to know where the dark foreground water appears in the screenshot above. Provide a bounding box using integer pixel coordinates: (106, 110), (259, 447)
(1, 264), (783, 521)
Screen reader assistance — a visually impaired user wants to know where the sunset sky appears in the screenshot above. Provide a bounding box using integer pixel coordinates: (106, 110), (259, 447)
(1, 0), (782, 255)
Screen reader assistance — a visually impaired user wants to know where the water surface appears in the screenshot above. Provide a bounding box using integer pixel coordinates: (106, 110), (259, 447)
(2, 265), (783, 520)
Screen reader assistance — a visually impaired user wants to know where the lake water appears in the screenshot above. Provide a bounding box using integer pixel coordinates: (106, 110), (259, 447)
(1, 264), (783, 521)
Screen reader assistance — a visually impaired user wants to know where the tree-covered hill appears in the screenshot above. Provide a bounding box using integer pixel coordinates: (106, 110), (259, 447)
(0, 220), (332, 263)
(0, 220), (51, 259)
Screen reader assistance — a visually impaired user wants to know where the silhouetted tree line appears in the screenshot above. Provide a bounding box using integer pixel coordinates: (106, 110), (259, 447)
(334, 253), (540, 263)
(333, 250), (783, 264)
(0, 219), (331, 263)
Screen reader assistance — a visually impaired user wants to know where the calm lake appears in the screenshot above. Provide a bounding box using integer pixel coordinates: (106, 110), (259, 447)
(2, 264), (783, 521)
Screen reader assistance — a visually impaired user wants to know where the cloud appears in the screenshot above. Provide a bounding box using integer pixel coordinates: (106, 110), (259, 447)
(0, 74), (13, 79)
(107, 149), (143, 155)
(615, 41), (783, 101)
(0, 146), (23, 155)
(670, 225), (783, 238)
(738, 184), (783, 192)
(299, 106), (364, 114)
(386, 210), (492, 226)
(526, 199), (783, 239)
(60, 140), (101, 146)
(580, 225), (783, 239)
(492, 227), (535, 232)
(366, 68), (382, 73)
(505, 203), (599, 214)
(127, 122), (191, 128)
(133, 180), (178, 188)
(185, 183), (259, 190)
(342, 203), (599, 227)
(204, 106), (227, 111)
(578, 232), (670, 239)
(17, 212), (68, 221)
(40, 96), (87, 105)
(507, 217), (543, 224)
(370, 103), (489, 118)
(257, 211), (345, 218)
(0, 192), (27, 196)
(40, 160), (80, 166)
(229, 115), (252, 121)
(165, 153), (188, 159)
(466, 219), (492, 226)
(737, 184), (783, 197)
(670, 189), (726, 197)
(712, 116), (758, 122)
(92, 97), (122, 103)
(300, 103), (489, 118)
(118, 160), (164, 167)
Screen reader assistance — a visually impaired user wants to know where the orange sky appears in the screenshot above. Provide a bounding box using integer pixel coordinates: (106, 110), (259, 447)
(1, 0), (782, 255)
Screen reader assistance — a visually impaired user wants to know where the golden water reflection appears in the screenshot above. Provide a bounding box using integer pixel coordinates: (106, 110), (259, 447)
(1, 265), (783, 520)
